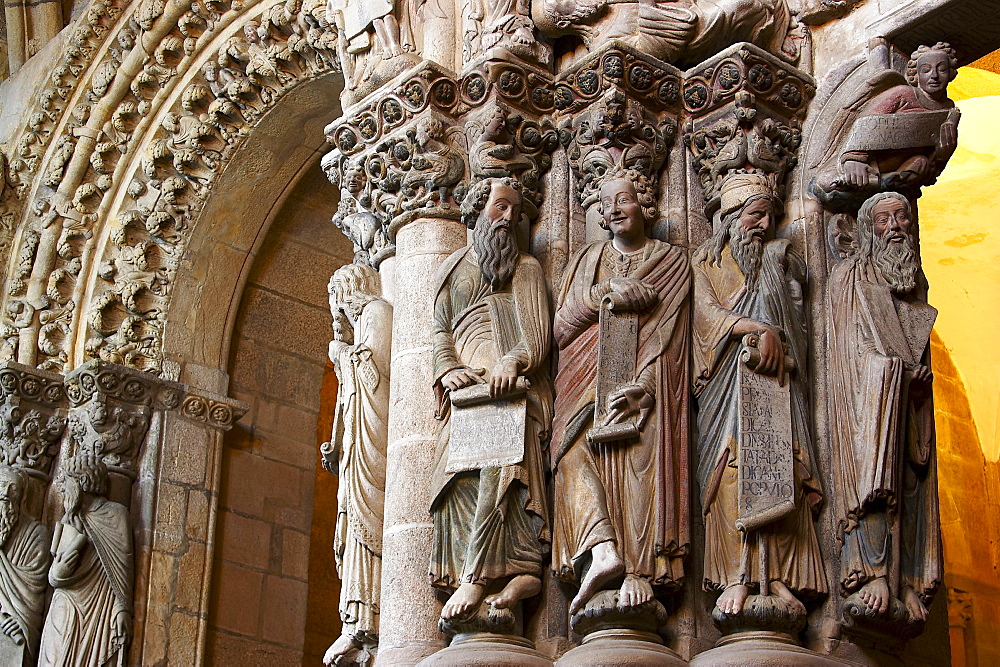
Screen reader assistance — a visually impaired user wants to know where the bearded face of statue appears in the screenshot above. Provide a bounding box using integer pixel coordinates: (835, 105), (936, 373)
(870, 197), (919, 295)
(0, 472), (21, 548)
(729, 196), (773, 290)
(474, 183), (522, 291)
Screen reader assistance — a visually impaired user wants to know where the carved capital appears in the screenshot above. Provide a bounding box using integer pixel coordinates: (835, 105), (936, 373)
(0, 362), (67, 476)
(64, 360), (247, 479)
(683, 43), (815, 216)
(560, 89), (676, 213)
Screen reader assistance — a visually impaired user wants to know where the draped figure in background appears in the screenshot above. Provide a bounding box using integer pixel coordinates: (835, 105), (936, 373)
(323, 263), (391, 665)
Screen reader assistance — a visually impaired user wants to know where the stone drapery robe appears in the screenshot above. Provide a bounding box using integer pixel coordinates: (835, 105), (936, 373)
(330, 297), (391, 642)
(827, 256), (941, 600)
(38, 497), (134, 667)
(551, 239), (690, 589)
(429, 247), (553, 590)
(692, 240), (825, 597)
(0, 518), (49, 656)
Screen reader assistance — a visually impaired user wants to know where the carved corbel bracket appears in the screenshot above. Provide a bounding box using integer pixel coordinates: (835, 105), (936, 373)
(553, 41), (684, 117)
(683, 43), (815, 216)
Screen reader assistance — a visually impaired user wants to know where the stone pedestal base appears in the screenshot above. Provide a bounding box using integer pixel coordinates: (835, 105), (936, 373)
(418, 633), (552, 666)
(690, 631), (848, 666)
(556, 629), (686, 666)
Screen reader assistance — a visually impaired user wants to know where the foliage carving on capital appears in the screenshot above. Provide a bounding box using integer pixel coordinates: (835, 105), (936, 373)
(0, 363), (67, 476)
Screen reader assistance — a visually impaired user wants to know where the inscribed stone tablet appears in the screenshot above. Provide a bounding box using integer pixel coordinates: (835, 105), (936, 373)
(843, 109), (951, 153)
(446, 383), (527, 473)
(736, 363), (795, 532)
(589, 299), (640, 444)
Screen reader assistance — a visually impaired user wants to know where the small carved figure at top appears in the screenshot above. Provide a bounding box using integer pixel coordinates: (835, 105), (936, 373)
(327, 0), (419, 105)
(324, 152), (392, 267)
(463, 0), (551, 66)
(470, 106), (533, 180)
(551, 167), (690, 633)
(828, 192), (941, 644)
(811, 42), (960, 212)
(692, 172), (826, 633)
(402, 117), (466, 210)
(533, 0), (801, 67)
(428, 177), (553, 638)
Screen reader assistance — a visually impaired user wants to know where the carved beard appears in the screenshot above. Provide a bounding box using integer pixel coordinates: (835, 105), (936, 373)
(729, 219), (765, 291)
(473, 214), (519, 291)
(0, 499), (19, 548)
(872, 232), (919, 295)
(63, 479), (82, 520)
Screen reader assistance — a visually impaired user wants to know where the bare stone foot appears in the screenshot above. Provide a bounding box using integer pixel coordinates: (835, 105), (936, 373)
(902, 586), (929, 622)
(770, 580), (807, 617)
(858, 576), (890, 615)
(323, 633), (360, 666)
(512, 26), (533, 45)
(442, 582), (486, 621)
(618, 574), (654, 609)
(716, 584), (750, 615)
(570, 541), (625, 615)
(485, 574), (542, 610)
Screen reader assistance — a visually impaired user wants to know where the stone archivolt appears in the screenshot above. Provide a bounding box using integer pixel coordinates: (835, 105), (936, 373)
(0, 0), (341, 375)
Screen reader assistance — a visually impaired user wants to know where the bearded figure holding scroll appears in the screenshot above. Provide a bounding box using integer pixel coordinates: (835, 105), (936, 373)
(828, 191), (940, 625)
(692, 173), (825, 620)
(428, 177), (553, 627)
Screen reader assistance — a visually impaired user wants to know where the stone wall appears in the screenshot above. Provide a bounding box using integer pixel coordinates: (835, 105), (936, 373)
(207, 162), (351, 663)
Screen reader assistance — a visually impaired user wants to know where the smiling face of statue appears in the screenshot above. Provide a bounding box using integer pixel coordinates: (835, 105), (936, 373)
(343, 162), (366, 194)
(474, 183), (522, 291)
(600, 178), (647, 251)
(915, 50), (952, 99)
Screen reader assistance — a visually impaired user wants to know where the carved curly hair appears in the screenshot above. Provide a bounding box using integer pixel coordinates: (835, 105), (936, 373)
(63, 453), (109, 497)
(596, 165), (658, 228)
(906, 42), (958, 87)
(460, 177), (525, 229)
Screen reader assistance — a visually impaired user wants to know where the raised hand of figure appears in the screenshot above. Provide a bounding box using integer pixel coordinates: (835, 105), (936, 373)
(937, 112), (959, 154)
(605, 384), (655, 431)
(442, 367), (487, 392)
(756, 326), (786, 385)
(908, 363), (933, 384)
(489, 357), (519, 398)
(333, 310), (354, 344)
(607, 277), (658, 312)
(842, 160), (876, 189)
